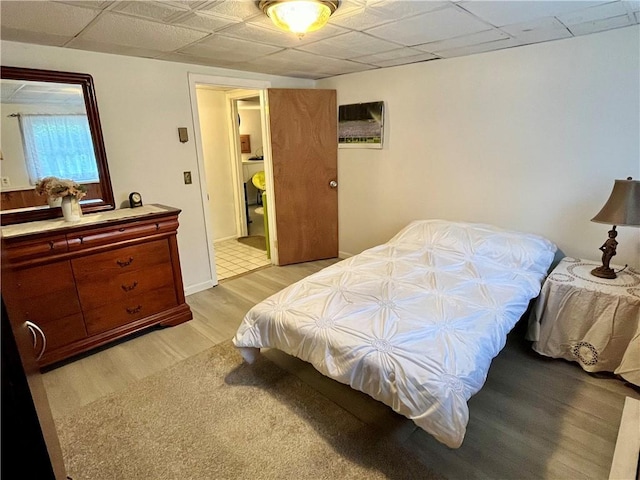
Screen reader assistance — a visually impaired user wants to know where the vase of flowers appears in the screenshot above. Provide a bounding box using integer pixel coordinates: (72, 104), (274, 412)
(35, 176), (87, 222)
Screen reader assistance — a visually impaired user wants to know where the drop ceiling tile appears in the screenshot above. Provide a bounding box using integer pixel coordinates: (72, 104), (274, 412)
(170, 11), (237, 32)
(233, 48), (374, 78)
(366, 0), (448, 19)
(313, 60), (377, 77)
(156, 51), (240, 68)
(436, 36), (522, 58)
(354, 46), (435, 63)
(500, 17), (572, 44)
(111, 1), (190, 22)
(164, 0), (208, 10)
(197, 0), (263, 21)
(0, 27), (74, 47)
(625, 1), (640, 12)
(0, 1), (99, 37)
(415, 28), (508, 54)
(364, 51), (438, 68)
(458, 1), (607, 26)
(245, 49), (325, 69)
(76, 12), (209, 51)
(179, 34), (282, 62)
(367, 5), (492, 46)
(329, 0), (368, 20)
(329, 7), (395, 30)
(219, 21), (310, 48)
(55, 1), (114, 10)
(240, 15), (350, 45)
(568, 13), (635, 35)
(297, 31), (401, 59)
(66, 38), (166, 59)
(556, 1), (629, 25)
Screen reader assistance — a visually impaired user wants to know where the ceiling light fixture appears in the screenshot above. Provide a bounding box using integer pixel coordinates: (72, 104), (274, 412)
(259, 0), (339, 37)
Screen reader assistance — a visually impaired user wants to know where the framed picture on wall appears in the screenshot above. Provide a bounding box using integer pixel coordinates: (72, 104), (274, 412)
(338, 101), (384, 149)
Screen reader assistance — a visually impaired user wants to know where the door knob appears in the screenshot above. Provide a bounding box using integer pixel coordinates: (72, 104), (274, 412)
(329, 180), (338, 188)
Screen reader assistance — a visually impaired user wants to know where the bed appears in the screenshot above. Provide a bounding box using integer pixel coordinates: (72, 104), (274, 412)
(232, 220), (557, 448)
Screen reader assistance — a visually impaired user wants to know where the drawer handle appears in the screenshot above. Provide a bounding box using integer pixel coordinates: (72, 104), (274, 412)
(117, 257), (134, 267)
(121, 281), (138, 292)
(119, 228), (126, 232)
(126, 305), (142, 315)
(26, 321), (47, 361)
(155, 223), (160, 230)
(48, 241), (55, 250)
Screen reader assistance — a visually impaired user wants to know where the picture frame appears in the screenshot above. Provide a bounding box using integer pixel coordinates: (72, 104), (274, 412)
(338, 101), (384, 149)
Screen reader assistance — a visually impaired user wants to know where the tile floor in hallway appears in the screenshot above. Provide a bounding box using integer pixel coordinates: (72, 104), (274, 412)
(214, 238), (271, 281)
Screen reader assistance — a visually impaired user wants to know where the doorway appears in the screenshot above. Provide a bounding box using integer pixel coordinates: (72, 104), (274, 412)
(188, 74), (273, 285)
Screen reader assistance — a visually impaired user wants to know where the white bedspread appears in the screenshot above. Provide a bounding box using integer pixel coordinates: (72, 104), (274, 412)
(233, 220), (557, 448)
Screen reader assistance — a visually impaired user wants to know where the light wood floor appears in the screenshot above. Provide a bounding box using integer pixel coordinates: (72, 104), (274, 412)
(43, 259), (640, 479)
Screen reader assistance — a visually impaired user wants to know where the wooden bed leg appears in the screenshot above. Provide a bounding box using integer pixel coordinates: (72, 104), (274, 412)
(237, 347), (261, 364)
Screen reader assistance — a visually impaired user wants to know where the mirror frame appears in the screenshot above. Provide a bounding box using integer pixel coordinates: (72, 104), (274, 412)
(0, 66), (115, 225)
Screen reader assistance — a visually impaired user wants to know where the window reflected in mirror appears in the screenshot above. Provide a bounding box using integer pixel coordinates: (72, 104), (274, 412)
(0, 67), (114, 225)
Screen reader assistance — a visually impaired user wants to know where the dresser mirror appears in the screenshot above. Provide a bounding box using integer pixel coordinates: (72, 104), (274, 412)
(0, 66), (115, 225)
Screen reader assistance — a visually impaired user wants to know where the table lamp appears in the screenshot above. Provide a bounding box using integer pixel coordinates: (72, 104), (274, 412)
(590, 177), (640, 279)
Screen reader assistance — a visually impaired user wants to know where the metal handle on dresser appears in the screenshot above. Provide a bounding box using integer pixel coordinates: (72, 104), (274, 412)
(26, 320), (47, 361)
(121, 281), (138, 292)
(117, 257), (134, 267)
(126, 305), (142, 315)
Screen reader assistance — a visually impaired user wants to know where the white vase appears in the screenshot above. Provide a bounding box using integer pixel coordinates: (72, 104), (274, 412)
(47, 196), (62, 208)
(61, 195), (82, 222)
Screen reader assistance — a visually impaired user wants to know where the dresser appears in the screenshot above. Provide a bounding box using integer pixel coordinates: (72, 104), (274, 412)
(1, 204), (192, 368)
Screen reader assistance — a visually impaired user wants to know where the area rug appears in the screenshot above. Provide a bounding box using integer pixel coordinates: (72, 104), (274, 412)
(54, 341), (440, 480)
(238, 235), (267, 251)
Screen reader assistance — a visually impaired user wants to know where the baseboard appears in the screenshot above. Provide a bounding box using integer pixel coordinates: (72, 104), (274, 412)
(338, 250), (354, 259)
(184, 279), (215, 296)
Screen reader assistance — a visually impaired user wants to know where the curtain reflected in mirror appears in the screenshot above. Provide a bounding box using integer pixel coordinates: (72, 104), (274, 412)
(0, 67), (114, 225)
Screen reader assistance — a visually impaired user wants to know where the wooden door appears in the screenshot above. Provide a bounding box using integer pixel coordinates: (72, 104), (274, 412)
(268, 89), (338, 265)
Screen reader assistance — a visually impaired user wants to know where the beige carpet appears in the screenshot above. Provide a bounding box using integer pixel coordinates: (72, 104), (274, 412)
(237, 235), (267, 251)
(54, 341), (440, 480)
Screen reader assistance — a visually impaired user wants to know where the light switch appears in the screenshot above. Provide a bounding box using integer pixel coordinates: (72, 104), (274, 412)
(178, 127), (188, 143)
(184, 171), (192, 184)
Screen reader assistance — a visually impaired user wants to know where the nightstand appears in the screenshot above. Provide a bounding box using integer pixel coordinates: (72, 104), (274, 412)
(527, 257), (640, 386)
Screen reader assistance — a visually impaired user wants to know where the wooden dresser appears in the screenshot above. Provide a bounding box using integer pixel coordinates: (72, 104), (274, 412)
(1, 204), (192, 368)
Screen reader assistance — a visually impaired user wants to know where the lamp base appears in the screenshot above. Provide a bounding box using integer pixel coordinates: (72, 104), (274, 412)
(590, 266), (617, 279)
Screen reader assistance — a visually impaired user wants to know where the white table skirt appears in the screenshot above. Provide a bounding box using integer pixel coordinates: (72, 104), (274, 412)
(527, 257), (640, 386)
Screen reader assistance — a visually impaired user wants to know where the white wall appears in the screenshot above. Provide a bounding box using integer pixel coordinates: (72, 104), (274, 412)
(239, 105), (263, 161)
(195, 88), (236, 242)
(319, 26), (640, 268)
(1, 40), (313, 293)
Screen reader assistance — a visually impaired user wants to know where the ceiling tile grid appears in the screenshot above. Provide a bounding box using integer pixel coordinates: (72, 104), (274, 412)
(0, 0), (638, 79)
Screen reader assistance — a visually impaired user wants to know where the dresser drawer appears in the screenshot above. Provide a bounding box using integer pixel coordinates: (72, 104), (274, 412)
(2, 234), (68, 263)
(75, 262), (175, 311)
(66, 218), (178, 250)
(71, 239), (172, 281)
(84, 286), (179, 335)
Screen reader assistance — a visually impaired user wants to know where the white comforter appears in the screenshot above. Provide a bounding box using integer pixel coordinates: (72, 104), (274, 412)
(233, 220), (557, 448)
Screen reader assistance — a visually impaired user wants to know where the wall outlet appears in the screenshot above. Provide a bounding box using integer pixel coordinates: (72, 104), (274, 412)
(183, 171), (192, 185)
(1, 176), (10, 187)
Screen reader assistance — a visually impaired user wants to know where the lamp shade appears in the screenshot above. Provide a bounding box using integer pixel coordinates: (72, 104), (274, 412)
(260, 0), (338, 35)
(591, 177), (640, 226)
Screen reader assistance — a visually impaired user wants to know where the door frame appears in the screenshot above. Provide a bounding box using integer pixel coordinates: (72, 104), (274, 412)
(226, 89), (260, 239)
(187, 74), (272, 286)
